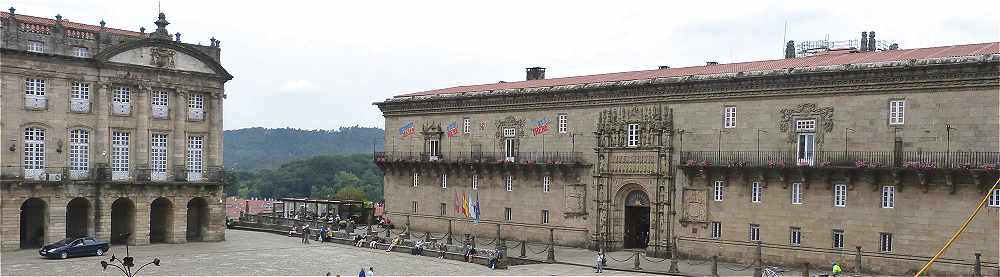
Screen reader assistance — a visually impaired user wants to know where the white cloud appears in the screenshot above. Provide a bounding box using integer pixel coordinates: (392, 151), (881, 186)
(278, 79), (320, 93)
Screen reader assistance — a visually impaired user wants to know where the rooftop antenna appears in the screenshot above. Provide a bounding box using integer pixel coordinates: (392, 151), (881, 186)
(782, 20), (787, 56)
(157, 1), (161, 13)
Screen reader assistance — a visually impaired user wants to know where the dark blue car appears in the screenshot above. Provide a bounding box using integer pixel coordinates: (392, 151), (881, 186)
(39, 237), (109, 259)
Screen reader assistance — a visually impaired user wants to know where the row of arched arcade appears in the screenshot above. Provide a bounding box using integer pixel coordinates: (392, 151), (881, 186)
(18, 196), (211, 248)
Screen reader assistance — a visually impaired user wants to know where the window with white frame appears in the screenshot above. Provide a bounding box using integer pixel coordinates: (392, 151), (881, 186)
(23, 128), (45, 180)
(879, 232), (893, 252)
(463, 118), (471, 134)
(427, 139), (440, 160)
(713, 181), (725, 201)
(186, 136), (204, 181)
(24, 78), (47, 110)
(441, 174), (448, 188)
(412, 201), (418, 213)
(791, 183), (803, 204)
(505, 175), (513, 192)
(723, 106), (737, 128)
(27, 40), (44, 52)
(68, 129), (89, 179)
(626, 124), (640, 147)
(795, 119), (816, 131)
(710, 222), (721, 239)
(151, 90), (169, 119)
(111, 131), (130, 180)
(439, 203), (446, 216)
(112, 86), (131, 115)
(413, 172), (419, 187)
(751, 182), (762, 203)
(72, 46), (89, 58)
(832, 229), (845, 249)
(834, 184), (847, 207)
(558, 114), (568, 134)
(503, 128), (516, 161)
(542, 210), (549, 224)
(188, 93), (205, 121)
(990, 189), (1000, 207)
(881, 186), (895, 208)
(543, 175), (550, 193)
(150, 134), (169, 181)
(472, 174), (479, 190)
(790, 227), (801, 246)
(70, 82), (90, 113)
(749, 224), (760, 242)
(889, 100), (905, 125)
(504, 207), (512, 222)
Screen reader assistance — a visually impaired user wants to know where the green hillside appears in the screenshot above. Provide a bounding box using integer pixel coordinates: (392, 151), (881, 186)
(223, 126), (384, 171)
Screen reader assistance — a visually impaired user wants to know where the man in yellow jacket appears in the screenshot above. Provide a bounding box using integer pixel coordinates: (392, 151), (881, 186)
(832, 262), (843, 277)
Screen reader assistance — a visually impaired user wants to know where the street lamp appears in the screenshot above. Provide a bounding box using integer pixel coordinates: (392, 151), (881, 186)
(717, 129), (730, 161)
(756, 129), (768, 153)
(99, 233), (160, 277)
(946, 124), (958, 167)
(845, 127), (855, 156)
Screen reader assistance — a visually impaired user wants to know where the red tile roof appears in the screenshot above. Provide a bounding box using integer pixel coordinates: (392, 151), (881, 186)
(397, 42), (999, 98)
(1, 11), (142, 37)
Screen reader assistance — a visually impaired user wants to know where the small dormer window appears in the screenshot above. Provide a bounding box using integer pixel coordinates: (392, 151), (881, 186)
(73, 46), (90, 58)
(27, 41), (44, 53)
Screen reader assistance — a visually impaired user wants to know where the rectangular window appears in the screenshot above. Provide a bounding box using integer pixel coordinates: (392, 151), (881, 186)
(186, 136), (204, 181)
(832, 229), (845, 249)
(151, 90), (169, 119)
(543, 176), (550, 193)
(462, 118), (471, 134)
(626, 124), (640, 147)
(834, 184), (847, 207)
(790, 227), (801, 246)
(113, 86), (131, 115)
(710, 222), (721, 239)
(24, 78), (47, 109)
(441, 174), (447, 188)
(713, 181), (725, 201)
(472, 175), (479, 190)
(27, 40), (44, 52)
(503, 128), (516, 161)
(188, 93), (205, 121)
(558, 114), (568, 134)
(428, 139), (440, 160)
(797, 133), (815, 166)
(751, 182), (762, 203)
(111, 131), (130, 181)
(791, 183), (803, 204)
(413, 172), (419, 187)
(889, 100), (905, 125)
(504, 207), (512, 222)
(723, 106), (737, 128)
(505, 176), (513, 192)
(412, 201), (418, 213)
(23, 128), (45, 181)
(73, 46), (89, 58)
(542, 210), (549, 224)
(795, 119), (816, 131)
(879, 232), (893, 252)
(70, 82), (90, 113)
(440, 203), (446, 216)
(881, 186), (895, 208)
(749, 224), (760, 242)
(989, 189), (1000, 207)
(68, 129), (89, 179)
(150, 133), (169, 181)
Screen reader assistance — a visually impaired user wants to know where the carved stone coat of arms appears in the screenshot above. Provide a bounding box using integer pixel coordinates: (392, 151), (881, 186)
(150, 47), (176, 68)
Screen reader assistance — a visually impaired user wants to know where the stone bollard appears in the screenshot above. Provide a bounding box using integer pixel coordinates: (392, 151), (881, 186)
(753, 241), (763, 277)
(633, 250), (642, 270)
(668, 236), (679, 273)
(711, 255), (719, 277)
(974, 253), (983, 277)
(803, 262), (810, 277)
(855, 246), (863, 277)
(546, 229), (556, 262)
(446, 220), (453, 245)
(519, 240), (527, 258)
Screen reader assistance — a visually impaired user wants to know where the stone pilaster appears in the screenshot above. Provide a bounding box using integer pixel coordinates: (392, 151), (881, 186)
(47, 196), (67, 243)
(132, 195), (150, 245)
(172, 90), (188, 177)
(170, 194), (188, 244)
(208, 91), (224, 167)
(135, 86), (151, 167)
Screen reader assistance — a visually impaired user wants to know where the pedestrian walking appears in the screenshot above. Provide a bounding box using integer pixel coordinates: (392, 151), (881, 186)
(595, 251), (605, 273)
(366, 267), (375, 277)
(832, 262), (843, 277)
(319, 226), (328, 243)
(358, 268), (365, 277)
(302, 225), (311, 244)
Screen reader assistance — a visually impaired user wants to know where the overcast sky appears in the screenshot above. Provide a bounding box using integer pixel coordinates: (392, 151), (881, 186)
(11, 0), (999, 130)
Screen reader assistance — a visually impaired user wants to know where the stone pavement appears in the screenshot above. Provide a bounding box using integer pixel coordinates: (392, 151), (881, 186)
(1, 229), (656, 276)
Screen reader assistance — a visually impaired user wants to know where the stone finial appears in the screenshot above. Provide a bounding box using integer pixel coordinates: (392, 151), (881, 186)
(100, 19), (106, 27)
(8, 7), (14, 15)
(860, 31), (868, 52)
(868, 31), (876, 51)
(150, 12), (171, 40)
(174, 32), (181, 42)
(140, 26), (145, 33)
(55, 14), (62, 21)
(210, 37), (218, 47)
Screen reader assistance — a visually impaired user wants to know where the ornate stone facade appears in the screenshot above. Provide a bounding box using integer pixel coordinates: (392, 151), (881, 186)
(0, 10), (231, 250)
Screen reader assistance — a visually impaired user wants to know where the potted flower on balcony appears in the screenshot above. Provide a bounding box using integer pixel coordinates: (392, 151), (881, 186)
(981, 163), (996, 174)
(958, 163), (974, 174)
(767, 160), (785, 169)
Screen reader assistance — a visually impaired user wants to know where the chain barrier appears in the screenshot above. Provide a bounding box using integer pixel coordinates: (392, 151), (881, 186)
(644, 255), (671, 263)
(480, 238), (497, 246)
(508, 241), (522, 248)
(683, 258), (711, 266)
(721, 259), (757, 272)
(605, 253), (635, 263)
(531, 245), (550, 255)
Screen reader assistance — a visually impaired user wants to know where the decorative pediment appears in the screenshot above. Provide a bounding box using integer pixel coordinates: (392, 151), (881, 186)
(595, 105), (672, 148)
(421, 122), (443, 139)
(95, 39), (233, 80)
(777, 103), (834, 144)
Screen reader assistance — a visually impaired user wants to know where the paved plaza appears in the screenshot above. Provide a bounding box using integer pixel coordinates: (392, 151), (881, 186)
(1, 229), (654, 276)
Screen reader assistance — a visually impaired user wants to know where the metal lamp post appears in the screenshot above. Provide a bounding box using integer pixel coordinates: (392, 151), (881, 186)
(100, 233), (160, 277)
(946, 124), (958, 167)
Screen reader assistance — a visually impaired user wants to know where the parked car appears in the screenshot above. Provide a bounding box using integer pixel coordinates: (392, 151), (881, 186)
(39, 237), (109, 259)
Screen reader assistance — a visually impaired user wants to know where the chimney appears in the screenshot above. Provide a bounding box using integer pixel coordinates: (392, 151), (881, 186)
(868, 31), (876, 52)
(784, 40), (795, 59)
(526, 67), (545, 81)
(658, 65), (671, 70)
(706, 61), (718, 66)
(860, 31), (868, 52)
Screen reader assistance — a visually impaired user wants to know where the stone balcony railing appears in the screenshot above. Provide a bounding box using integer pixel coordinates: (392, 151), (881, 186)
(373, 151), (588, 167)
(679, 150), (1000, 170)
(0, 165), (226, 183)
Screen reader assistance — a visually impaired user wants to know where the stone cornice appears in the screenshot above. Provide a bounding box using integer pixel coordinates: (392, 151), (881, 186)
(376, 57), (999, 116)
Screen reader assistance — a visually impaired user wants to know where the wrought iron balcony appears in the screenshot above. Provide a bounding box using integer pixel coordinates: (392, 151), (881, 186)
(679, 150), (1000, 171)
(373, 151), (588, 166)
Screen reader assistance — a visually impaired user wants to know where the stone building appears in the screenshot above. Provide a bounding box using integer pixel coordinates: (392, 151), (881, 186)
(0, 9), (231, 250)
(374, 40), (999, 275)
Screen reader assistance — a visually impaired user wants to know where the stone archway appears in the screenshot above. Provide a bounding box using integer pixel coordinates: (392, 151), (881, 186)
(186, 197), (209, 241)
(111, 198), (136, 245)
(66, 197), (92, 239)
(623, 190), (650, 249)
(20, 198), (48, 248)
(150, 197), (174, 243)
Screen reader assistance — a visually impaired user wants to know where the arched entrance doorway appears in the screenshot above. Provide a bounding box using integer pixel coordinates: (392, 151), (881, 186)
(150, 197), (174, 243)
(111, 198), (135, 245)
(623, 190), (650, 249)
(20, 198), (48, 248)
(186, 197), (209, 241)
(66, 197), (91, 239)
